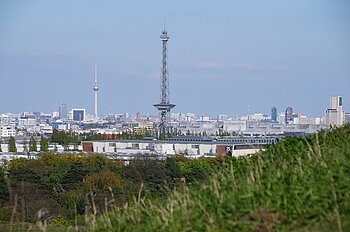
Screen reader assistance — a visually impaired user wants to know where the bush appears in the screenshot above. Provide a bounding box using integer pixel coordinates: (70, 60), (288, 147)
(0, 204), (11, 221)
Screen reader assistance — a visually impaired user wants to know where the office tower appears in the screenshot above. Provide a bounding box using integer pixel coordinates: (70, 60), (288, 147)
(153, 28), (175, 135)
(72, 109), (86, 122)
(326, 96), (345, 127)
(285, 107), (293, 124)
(59, 103), (68, 119)
(271, 106), (277, 122)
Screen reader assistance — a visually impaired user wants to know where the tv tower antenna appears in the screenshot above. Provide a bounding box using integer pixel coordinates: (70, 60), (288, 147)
(93, 63), (99, 118)
(153, 28), (175, 136)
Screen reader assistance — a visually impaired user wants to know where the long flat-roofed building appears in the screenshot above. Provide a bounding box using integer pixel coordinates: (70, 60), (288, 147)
(82, 136), (277, 158)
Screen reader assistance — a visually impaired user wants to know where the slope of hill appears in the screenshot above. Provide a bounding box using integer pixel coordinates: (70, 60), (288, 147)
(91, 125), (350, 231)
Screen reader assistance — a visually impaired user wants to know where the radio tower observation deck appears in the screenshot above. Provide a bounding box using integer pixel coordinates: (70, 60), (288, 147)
(153, 28), (175, 135)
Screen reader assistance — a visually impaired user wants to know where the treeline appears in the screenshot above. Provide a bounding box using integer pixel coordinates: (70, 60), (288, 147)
(0, 152), (227, 225)
(0, 136), (49, 152)
(81, 131), (237, 141)
(82, 131), (147, 141)
(50, 129), (79, 149)
(50, 129), (237, 145)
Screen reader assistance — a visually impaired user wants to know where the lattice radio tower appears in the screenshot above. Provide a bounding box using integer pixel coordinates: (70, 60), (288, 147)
(153, 28), (175, 135)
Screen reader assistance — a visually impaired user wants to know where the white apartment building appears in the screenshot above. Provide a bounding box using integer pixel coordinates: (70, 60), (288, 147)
(278, 113), (286, 124)
(0, 114), (17, 126)
(222, 120), (247, 132)
(0, 126), (16, 137)
(18, 118), (37, 128)
(248, 113), (264, 121)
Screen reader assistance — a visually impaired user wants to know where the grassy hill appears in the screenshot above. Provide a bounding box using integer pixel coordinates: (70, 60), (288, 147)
(90, 125), (350, 231)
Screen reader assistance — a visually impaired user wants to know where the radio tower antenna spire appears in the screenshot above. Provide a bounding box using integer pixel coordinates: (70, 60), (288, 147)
(153, 27), (175, 137)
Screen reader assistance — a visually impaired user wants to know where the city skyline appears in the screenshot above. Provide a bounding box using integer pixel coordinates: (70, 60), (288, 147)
(0, 1), (349, 116)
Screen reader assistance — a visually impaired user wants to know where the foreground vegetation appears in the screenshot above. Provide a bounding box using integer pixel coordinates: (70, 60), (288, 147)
(0, 125), (349, 231)
(0, 148), (222, 228)
(90, 125), (350, 231)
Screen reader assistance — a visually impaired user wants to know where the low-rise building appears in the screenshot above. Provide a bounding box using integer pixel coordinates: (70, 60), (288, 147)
(82, 136), (275, 158)
(0, 126), (16, 138)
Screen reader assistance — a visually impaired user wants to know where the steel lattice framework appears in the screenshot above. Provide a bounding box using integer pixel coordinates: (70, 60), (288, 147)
(153, 29), (175, 135)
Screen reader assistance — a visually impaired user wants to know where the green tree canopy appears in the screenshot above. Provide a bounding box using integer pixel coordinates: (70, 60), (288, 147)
(40, 136), (49, 152)
(8, 136), (17, 152)
(29, 137), (37, 152)
(0, 167), (9, 204)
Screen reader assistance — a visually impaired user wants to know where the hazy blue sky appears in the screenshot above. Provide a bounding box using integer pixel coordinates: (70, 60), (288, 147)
(0, 0), (349, 117)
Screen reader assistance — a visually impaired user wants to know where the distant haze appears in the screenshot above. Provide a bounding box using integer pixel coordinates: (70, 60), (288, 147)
(0, 1), (349, 116)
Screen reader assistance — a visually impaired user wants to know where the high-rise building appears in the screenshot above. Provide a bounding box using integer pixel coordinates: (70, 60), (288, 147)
(325, 96), (345, 127)
(59, 103), (68, 119)
(285, 107), (293, 124)
(278, 113), (286, 124)
(330, 96), (342, 109)
(72, 109), (86, 122)
(271, 106), (277, 122)
(33, 112), (41, 120)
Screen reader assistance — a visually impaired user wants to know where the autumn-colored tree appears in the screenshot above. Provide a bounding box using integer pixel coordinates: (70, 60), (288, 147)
(84, 171), (123, 193)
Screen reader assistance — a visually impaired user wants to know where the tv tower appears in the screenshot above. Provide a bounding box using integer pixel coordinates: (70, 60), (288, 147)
(153, 28), (175, 135)
(93, 63), (99, 118)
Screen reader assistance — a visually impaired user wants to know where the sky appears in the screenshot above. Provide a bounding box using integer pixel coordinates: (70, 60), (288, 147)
(0, 0), (349, 117)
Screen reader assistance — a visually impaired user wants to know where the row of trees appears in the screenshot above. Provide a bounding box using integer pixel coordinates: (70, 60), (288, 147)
(50, 129), (79, 148)
(81, 130), (238, 142)
(1, 136), (49, 153)
(0, 128), (239, 153)
(0, 153), (227, 223)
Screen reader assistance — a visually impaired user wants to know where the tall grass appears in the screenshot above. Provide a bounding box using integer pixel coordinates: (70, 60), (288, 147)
(89, 125), (350, 231)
